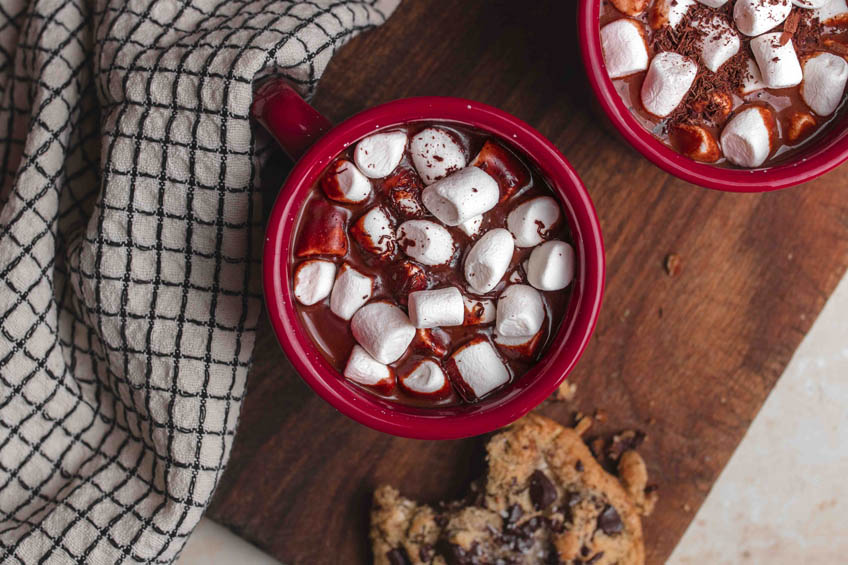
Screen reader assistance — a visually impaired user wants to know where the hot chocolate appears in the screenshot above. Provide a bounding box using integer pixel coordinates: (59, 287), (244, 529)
(290, 123), (575, 407)
(600, 0), (848, 168)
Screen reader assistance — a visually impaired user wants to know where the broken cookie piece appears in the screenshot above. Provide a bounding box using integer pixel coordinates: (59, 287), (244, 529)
(370, 414), (655, 565)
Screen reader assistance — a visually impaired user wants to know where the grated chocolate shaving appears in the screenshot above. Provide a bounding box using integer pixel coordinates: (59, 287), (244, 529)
(653, 4), (754, 131)
(784, 9), (801, 34)
(794, 11), (824, 52)
(666, 51), (748, 129)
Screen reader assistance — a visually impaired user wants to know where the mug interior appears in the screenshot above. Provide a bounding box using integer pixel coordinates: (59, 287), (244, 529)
(579, 0), (848, 192)
(264, 97), (604, 439)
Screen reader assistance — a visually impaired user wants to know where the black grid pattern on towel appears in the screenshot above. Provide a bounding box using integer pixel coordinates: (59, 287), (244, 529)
(0, 1), (398, 563)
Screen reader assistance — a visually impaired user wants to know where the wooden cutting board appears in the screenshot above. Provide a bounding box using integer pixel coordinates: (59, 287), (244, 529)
(206, 1), (848, 563)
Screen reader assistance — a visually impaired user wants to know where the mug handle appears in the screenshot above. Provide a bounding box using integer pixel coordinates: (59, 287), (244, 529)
(251, 79), (333, 160)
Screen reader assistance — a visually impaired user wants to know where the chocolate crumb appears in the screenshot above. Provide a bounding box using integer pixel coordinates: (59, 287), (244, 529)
(784, 9), (801, 34)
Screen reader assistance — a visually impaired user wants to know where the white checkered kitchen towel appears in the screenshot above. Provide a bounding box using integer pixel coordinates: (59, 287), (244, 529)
(0, 1), (399, 563)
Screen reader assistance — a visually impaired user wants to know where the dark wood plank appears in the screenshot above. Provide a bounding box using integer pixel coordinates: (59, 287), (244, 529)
(207, 1), (848, 563)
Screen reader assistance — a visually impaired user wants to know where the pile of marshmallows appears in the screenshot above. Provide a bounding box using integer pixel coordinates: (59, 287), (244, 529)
(602, 0), (848, 167)
(293, 127), (575, 402)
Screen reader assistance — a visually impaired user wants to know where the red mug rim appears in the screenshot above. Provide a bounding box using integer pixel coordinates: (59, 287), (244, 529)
(263, 95), (605, 439)
(577, 0), (848, 192)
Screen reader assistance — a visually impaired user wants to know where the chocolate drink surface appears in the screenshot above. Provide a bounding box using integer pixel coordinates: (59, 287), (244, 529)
(290, 122), (575, 407)
(600, 0), (848, 168)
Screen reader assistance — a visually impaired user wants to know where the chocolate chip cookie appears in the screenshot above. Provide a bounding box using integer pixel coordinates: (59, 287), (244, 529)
(370, 413), (656, 565)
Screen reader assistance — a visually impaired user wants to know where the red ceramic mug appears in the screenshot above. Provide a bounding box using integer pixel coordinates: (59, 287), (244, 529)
(578, 0), (848, 192)
(254, 79), (605, 439)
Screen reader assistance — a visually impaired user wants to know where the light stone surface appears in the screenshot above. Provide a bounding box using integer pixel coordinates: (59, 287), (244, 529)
(668, 271), (848, 564)
(179, 519), (279, 565)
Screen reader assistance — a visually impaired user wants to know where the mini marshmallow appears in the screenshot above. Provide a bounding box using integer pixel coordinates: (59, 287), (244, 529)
(350, 206), (396, 259)
(750, 33), (803, 89)
(354, 130), (407, 179)
(698, 16), (740, 72)
(506, 196), (562, 248)
(410, 127), (467, 185)
(397, 220), (456, 266)
(610, 0), (650, 16)
(785, 111), (818, 144)
(640, 52), (698, 117)
(801, 52), (848, 116)
(421, 167), (500, 226)
(330, 263), (373, 320)
(463, 297), (496, 325)
(651, 0), (697, 29)
(526, 241), (575, 292)
(815, 0), (848, 24)
(321, 159), (371, 203)
(698, 0), (729, 7)
(408, 286), (465, 329)
(601, 19), (650, 79)
(669, 0), (697, 26)
(740, 58), (767, 94)
(720, 107), (775, 168)
(344, 345), (393, 389)
(391, 260), (429, 299)
(670, 123), (722, 162)
(295, 199), (349, 258)
(399, 360), (449, 396)
(794, 0), (829, 7)
(446, 338), (510, 401)
(293, 260), (336, 306)
(413, 328), (449, 358)
(495, 284), (545, 338)
(464, 228), (515, 294)
(494, 331), (543, 358)
(458, 215), (483, 237)
(391, 191), (423, 218)
(351, 301), (416, 364)
(470, 140), (530, 202)
(734, 0), (793, 36)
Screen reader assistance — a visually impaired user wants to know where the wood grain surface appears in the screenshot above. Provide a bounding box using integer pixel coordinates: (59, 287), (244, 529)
(206, 1), (848, 563)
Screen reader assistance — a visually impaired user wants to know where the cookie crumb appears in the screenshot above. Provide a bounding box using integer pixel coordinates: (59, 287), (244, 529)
(575, 415), (593, 436)
(551, 381), (577, 402)
(618, 451), (659, 516)
(664, 253), (683, 277)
